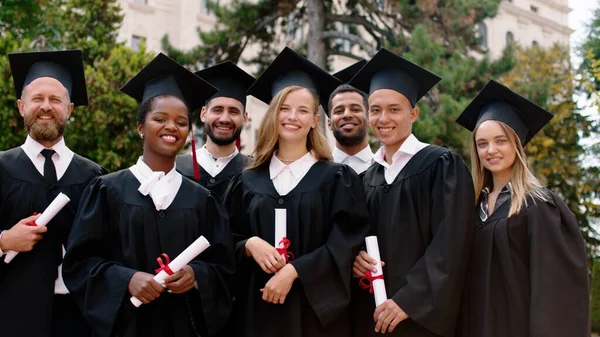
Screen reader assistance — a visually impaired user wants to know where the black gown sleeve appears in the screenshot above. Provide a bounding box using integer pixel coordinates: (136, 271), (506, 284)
(222, 172), (247, 266)
(62, 177), (137, 337)
(188, 192), (235, 336)
(290, 165), (370, 327)
(391, 152), (476, 337)
(527, 192), (590, 337)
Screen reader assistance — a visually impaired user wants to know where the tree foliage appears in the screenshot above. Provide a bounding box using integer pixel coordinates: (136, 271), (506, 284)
(0, 0), (153, 171)
(500, 44), (600, 254)
(579, 1), (600, 92)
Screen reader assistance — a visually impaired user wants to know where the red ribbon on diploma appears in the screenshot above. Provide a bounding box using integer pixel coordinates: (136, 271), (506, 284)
(359, 271), (384, 294)
(276, 237), (295, 262)
(26, 212), (38, 226)
(155, 253), (174, 275)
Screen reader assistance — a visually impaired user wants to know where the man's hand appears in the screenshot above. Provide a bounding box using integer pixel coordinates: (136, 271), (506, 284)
(0, 214), (45, 253)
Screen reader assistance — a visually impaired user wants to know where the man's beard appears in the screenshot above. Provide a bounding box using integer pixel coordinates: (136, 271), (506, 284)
(206, 123), (243, 146)
(24, 110), (67, 142)
(333, 125), (367, 147)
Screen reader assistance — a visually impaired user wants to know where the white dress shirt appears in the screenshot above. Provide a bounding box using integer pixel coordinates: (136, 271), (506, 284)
(372, 134), (429, 184)
(129, 157), (182, 211)
(269, 152), (318, 196)
(333, 145), (374, 174)
(20, 135), (74, 294)
(195, 145), (239, 177)
(21, 135), (74, 181)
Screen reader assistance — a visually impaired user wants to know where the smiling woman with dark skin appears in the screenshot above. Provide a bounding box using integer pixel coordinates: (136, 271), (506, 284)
(62, 54), (235, 337)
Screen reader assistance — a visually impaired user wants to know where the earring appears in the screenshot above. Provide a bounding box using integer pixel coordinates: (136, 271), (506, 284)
(139, 132), (144, 139)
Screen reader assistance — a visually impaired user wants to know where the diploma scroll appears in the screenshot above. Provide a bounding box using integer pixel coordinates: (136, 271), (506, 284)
(364, 236), (387, 306)
(4, 192), (71, 263)
(274, 209), (286, 260)
(130, 235), (210, 307)
(274, 209), (293, 262)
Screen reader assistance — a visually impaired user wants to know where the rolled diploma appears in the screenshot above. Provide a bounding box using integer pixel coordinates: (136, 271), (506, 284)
(4, 192), (70, 263)
(274, 208), (286, 260)
(130, 235), (210, 307)
(365, 236), (387, 306)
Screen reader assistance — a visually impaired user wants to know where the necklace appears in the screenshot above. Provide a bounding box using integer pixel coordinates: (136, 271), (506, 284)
(275, 154), (297, 163)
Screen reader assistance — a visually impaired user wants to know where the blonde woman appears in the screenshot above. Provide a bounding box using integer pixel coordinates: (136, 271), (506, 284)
(455, 80), (589, 337)
(223, 47), (370, 337)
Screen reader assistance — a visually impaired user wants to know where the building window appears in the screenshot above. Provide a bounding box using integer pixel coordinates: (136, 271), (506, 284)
(532, 40), (539, 46)
(530, 5), (538, 13)
(131, 35), (146, 52)
(506, 31), (514, 46)
(475, 23), (488, 49)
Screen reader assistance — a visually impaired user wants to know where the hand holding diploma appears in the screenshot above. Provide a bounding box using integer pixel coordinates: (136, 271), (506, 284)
(0, 214), (44, 255)
(4, 193), (70, 263)
(245, 237), (286, 274)
(130, 235), (210, 307)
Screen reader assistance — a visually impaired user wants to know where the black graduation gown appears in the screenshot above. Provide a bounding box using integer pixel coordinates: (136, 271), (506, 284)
(62, 170), (235, 337)
(176, 152), (249, 199)
(0, 147), (106, 337)
(456, 189), (590, 337)
(222, 161), (370, 337)
(352, 145), (476, 337)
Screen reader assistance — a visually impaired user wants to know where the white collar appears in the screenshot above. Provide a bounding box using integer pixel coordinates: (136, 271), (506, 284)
(129, 157), (182, 211)
(22, 135), (68, 159)
(373, 134), (422, 165)
(269, 151), (318, 180)
(333, 145), (373, 164)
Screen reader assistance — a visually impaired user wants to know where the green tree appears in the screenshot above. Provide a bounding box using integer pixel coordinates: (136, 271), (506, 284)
(579, 1), (600, 92)
(0, 0), (154, 171)
(500, 44), (600, 253)
(591, 262), (600, 333)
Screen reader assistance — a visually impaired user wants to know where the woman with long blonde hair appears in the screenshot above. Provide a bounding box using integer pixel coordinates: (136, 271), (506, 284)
(222, 47), (370, 337)
(455, 80), (589, 337)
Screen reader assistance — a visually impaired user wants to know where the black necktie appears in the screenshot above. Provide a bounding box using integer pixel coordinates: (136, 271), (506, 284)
(41, 149), (57, 184)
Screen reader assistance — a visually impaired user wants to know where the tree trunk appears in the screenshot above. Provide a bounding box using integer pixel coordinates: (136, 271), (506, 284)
(306, 0), (326, 67)
(305, 0), (328, 132)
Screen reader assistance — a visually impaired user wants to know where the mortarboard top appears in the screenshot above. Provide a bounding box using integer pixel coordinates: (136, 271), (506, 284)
(455, 80), (554, 146)
(348, 48), (441, 107)
(333, 59), (367, 83)
(9, 49), (88, 106)
(246, 47), (342, 113)
(195, 61), (255, 108)
(120, 53), (217, 112)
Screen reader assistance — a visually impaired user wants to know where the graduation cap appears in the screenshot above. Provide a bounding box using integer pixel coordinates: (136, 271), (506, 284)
(9, 50), (88, 106)
(333, 59), (366, 83)
(195, 61), (255, 108)
(247, 47), (342, 112)
(348, 48), (441, 107)
(121, 53), (217, 110)
(455, 80), (553, 146)
(121, 53), (218, 180)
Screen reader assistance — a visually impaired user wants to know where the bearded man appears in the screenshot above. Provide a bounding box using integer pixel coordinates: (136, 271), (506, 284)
(176, 61), (254, 198)
(0, 50), (106, 337)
